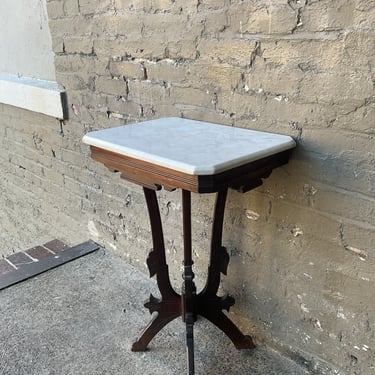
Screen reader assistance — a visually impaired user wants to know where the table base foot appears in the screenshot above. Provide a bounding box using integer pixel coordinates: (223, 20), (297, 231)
(132, 300), (255, 352)
(133, 187), (255, 373)
(132, 309), (181, 352)
(238, 335), (256, 350)
(199, 308), (256, 350)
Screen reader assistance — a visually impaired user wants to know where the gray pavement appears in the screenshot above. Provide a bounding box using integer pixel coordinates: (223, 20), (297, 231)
(0, 248), (307, 375)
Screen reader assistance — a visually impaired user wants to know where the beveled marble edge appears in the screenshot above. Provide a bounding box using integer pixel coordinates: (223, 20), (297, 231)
(83, 118), (296, 175)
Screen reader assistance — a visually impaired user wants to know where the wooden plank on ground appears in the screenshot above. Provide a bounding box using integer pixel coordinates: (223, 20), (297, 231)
(0, 240), (101, 291)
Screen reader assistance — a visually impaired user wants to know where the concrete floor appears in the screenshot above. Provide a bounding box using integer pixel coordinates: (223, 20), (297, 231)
(0, 248), (308, 375)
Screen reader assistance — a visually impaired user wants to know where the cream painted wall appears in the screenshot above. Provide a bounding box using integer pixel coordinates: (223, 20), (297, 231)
(0, 0), (55, 80)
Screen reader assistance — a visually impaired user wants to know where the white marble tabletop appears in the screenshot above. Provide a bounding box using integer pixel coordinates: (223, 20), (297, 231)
(83, 117), (296, 175)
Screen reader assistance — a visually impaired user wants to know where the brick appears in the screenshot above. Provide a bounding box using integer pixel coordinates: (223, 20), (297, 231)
(109, 60), (147, 80)
(170, 86), (215, 108)
(153, 60), (244, 93)
(46, 1), (65, 19)
(127, 80), (169, 105)
(144, 61), (191, 84)
(43, 239), (69, 253)
(261, 39), (344, 73)
(243, 64), (304, 98)
(198, 38), (259, 67)
(342, 31), (375, 69)
(114, 14), (202, 59)
(332, 100), (375, 133)
(81, 91), (108, 111)
(354, 5), (375, 29)
(95, 76), (127, 96)
(106, 96), (143, 117)
(25, 246), (53, 260)
(166, 40), (198, 60)
(95, 37), (165, 60)
(299, 71), (373, 105)
(93, 38), (128, 57)
(64, 0), (80, 16)
(61, 148), (83, 165)
(65, 163), (103, 190)
(56, 72), (91, 91)
(148, 103), (181, 118)
(141, 13), (192, 37)
(0, 259), (15, 275)
(297, 156), (375, 199)
(178, 106), (233, 126)
(228, 2), (297, 35)
(118, 0), (157, 14)
(8, 152), (45, 176)
(267, 3), (298, 34)
(219, 91), (341, 131)
(238, 189), (343, 245)
(198, 0), (228, 9)
(301, 0), (355, 32)
(115, 0), (174, 12)
(339, 223), (374, 261)
(6, 252), (34, 268)
(97, 13), (143, 39)
(78, 0), (112, 15)
(55, 54), (101, 79)
(63, 37), (93, 55)
(49, 16), (91, 36)
(51, 36), (65, 53)
(310, 186), (375, 226)
(202, 10), (229, 33)
(12, 142), (52, 170)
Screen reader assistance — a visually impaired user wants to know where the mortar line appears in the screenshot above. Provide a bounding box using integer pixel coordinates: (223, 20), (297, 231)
(4, 258), (17, 270)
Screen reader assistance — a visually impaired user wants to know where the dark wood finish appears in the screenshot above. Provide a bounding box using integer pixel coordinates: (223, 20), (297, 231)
(196, 188), (255, 350)
(132, 188), (181, 352)
(88, 143), (293, 374)
(90, 146), (197, 192)
(90, 146), (291, 193)
(130, 187), (255, 375)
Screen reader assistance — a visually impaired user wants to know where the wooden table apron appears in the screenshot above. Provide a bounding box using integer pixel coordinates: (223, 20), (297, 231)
(88, 145), (292, 374)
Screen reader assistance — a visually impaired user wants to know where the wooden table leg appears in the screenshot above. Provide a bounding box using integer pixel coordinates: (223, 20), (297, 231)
(132, 187), (181, 352)
(132, 187), (254, 370)
(197, 188), (256, 350)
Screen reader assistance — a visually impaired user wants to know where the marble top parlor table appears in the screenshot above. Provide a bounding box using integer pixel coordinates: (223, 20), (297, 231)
(83, 117), (296, 375)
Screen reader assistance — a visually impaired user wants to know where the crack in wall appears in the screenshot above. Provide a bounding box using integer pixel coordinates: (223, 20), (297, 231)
(288, 0), (308, 33)
(339, 224), (368, 260)
(249, 41), (262, 68)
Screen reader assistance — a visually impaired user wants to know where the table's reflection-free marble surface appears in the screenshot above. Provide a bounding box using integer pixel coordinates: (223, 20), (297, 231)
(83, 117), (296, 175)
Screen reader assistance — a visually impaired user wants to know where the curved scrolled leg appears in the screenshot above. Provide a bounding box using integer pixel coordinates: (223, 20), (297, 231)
(132, 187), (181, 351)
(132, 309), (180, 351)
(199, 309), (255, 349)
(197, 188), (256, 350)
(200, 189), (229, 298)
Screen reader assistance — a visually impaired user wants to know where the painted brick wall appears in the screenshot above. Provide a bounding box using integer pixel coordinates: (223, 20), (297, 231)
(0, 1), (374, 373)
